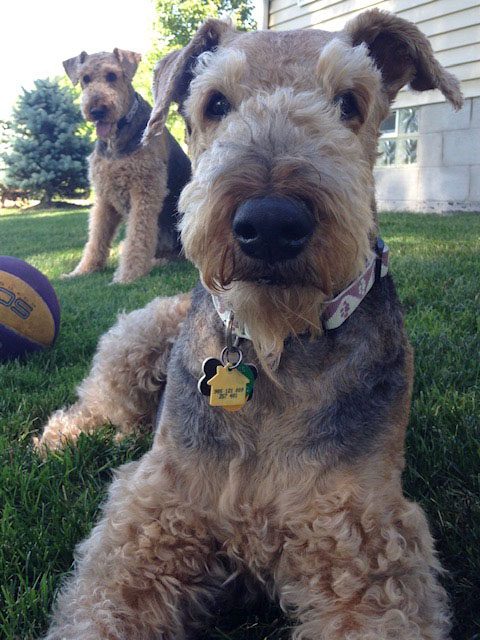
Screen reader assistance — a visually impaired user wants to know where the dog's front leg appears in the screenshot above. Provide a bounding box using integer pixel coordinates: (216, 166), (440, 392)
(276, 494), (450, 640)
(44, 450), (226, 640)
(35, 292), (192, 452)
(113, 178), (166, 284)
(65, 200), (121, 277)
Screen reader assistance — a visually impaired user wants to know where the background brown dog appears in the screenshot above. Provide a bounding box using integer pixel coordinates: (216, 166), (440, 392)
(63, 48), (190, 283)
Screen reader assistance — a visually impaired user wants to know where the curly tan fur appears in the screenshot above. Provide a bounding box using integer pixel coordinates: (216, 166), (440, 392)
(62, 50), (185, 284)
(35, 293), (191, 452)
(42, 11), (462, 639)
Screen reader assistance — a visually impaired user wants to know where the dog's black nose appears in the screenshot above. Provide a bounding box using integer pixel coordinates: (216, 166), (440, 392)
(232, 196), (314, 262)
(90, 106), (108, 121)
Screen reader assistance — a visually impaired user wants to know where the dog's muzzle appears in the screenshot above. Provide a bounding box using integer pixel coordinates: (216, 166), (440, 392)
(232, 196), (314, 263)
(89, 106), (108, 121)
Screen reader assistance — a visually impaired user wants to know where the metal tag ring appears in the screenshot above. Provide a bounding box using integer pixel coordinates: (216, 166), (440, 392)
(221, 346), (243, 369)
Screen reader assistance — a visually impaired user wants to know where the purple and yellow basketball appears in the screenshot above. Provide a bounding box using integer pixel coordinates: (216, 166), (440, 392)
(0, 257), (60, 361)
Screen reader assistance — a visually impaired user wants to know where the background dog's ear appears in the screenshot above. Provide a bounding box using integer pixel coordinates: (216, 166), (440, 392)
(144, 19), (234, 142)
(63, 51), (88, 86)
(113, 49), (142, 81)
(345, 9), (463, 109)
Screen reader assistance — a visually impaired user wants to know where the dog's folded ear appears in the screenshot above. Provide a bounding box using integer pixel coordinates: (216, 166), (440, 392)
(113, 49), (142, 81)
(345, 9), (463, 110)
(63, 52), (88, 85)
(144, 18), (234, 142)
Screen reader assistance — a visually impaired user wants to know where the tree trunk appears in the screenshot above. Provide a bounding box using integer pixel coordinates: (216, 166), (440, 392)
(40, 192), (52, 208)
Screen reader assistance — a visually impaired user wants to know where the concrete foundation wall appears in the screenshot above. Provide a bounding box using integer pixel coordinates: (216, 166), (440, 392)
(375, 97), (480, 212)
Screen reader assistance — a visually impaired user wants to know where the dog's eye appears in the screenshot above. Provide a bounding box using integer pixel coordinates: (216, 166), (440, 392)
(82, 74), (91, 85)
(205, 93), (231, 119)
(106, 72), (117, 83)
(334, 91), (361, 121)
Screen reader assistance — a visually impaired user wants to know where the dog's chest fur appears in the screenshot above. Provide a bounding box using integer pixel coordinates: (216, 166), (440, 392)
(89, 154), (134, 215)
(157, 282), (409, 471)
(88, 100), (168, 218)
(153, 282), (411, 576)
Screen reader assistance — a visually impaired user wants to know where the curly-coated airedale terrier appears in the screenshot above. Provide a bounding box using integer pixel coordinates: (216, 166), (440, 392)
(42, 11), (462, 639)
(63, 48), (191, 283)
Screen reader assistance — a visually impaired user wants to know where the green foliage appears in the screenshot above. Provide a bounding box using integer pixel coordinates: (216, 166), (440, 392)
(0, 119), (11, 153)
(152, 0), (256, 51)
(2, 79), (92, 204)
(0, 120), (11, 192)
(0, 208), (478, 639)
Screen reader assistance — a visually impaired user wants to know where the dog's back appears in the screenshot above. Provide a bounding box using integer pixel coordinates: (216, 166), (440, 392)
(157, 129), (191, 259)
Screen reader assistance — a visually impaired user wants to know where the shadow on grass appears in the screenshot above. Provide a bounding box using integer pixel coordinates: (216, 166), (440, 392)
(0, 210), (89, 261)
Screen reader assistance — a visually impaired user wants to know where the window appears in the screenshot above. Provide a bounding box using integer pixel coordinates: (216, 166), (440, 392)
(377, 107), (418, 166)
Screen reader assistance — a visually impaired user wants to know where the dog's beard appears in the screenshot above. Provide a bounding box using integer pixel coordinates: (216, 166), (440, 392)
(226, 252), (323, 288)
(195, 229), (366, 373)
(212, 279), (328, 372)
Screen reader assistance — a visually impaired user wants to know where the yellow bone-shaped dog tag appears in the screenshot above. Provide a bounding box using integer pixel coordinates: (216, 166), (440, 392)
(207, 365), (248, 410)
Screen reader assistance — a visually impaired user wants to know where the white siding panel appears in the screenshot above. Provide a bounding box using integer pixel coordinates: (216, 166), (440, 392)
(429, 25), (480, 53)
(399, 0), (478, 24)
(411, 8), (480, 37)
(436, 43), (480, 67)
(270, 3), (389, 31)
(297, 0), (334, 8)
(269, 0), (385, 29)
(269, 0), (295, 17)
(269, 0), (439, 25)
(447, 62), (480, 81)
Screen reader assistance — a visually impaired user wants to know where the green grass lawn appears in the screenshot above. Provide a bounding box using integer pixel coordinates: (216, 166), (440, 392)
(0, 207), (479, 639)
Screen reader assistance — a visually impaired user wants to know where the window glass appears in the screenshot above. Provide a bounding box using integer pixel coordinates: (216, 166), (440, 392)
(378, 140), (396, 165)
(398, 138), (417, 164)
(399, 108), (418, 134)
(379, 112), (396, 134)
(377, 108), (418, 166)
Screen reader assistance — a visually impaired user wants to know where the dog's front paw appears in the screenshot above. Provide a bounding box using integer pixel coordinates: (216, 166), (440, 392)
(60, 264), (99, 279)
(152, 257), (169, 268)
(60, 270), (82, 279)
(111, 272), (133, 285)
(33, 410), (82, 456)
(111, 268), (146, 284)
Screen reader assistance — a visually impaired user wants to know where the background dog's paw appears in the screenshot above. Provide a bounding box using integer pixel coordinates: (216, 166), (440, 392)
(152, 257), (168, 268)
(111, 273), (131, 285)
(111, 269), (145, 284)
(60, 266), (96, 279)
(61, 261), (105, 279)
